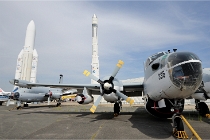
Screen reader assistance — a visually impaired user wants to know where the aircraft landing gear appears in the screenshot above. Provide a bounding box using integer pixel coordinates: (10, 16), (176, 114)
(195, 100), (210, 118)
(16, 101), (22, 110)
(170, 99), (188, 139)
(114, 101), (122, 117)
(56, 102), (61, 107)
(23, 103), (28, 107)
(172, 114), (188, 139)
(56, 98), (62, 107)
(17, 106), (22, 110)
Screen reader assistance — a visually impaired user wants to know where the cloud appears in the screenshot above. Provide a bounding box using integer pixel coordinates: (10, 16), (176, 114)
(1, 1), (210, 91)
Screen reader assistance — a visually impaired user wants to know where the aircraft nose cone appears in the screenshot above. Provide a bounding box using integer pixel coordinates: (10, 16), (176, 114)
(76, 96), (82, 102)
(104, 83), (112, 90)
(169, 62), (202, 90)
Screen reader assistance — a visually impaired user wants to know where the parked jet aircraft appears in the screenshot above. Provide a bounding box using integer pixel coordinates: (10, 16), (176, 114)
(0, 88), (15, 105)
(0, 88), (12, 95)
(0, 91), (9, 105)
(9, 50), (210, 138)
(7, 86), (77, 109)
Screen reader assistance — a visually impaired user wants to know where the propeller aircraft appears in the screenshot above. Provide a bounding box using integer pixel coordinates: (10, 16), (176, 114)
(9, 49), (210, 138)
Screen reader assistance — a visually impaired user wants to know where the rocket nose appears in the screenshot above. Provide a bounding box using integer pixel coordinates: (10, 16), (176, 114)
(27, 20), (35, 30)
(93, 14), (97, 18)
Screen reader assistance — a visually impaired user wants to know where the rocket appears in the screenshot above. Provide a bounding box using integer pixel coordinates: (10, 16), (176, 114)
(91, 14), (100, 84)
(15, 20), (38, 83)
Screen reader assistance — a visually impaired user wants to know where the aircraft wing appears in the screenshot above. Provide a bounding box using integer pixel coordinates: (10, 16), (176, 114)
(11, 79), (143, 96)
(29, 82), (143, 96)
(122, 82), (144, 97)
(27, 83), (101, 94)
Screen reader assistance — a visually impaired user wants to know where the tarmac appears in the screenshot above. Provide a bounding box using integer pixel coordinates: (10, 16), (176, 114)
(0, 102), (210, 139)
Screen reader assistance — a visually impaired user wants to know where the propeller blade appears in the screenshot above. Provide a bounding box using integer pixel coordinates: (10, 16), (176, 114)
(115, 90), (134, 105)
(111, 60), (124, 78)
(90, 95), (103, 113)
(83, 70), (103, 84)
(6, 99), (10, 106)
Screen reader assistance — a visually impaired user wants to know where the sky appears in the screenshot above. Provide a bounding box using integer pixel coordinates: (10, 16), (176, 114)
(1, 1), (210, 91)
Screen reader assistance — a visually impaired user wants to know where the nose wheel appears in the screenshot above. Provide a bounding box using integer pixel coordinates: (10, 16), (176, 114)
(169, 99), (188, 139)
(172, 114), (188, 139)
(56, 102), (61, 107)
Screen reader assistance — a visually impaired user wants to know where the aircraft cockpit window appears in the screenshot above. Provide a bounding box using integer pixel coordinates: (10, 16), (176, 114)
(146, 52), (167, 67)
(167, 52), (200, 67)
(145, 58), (151, 67)
(167, 52), (202, 89)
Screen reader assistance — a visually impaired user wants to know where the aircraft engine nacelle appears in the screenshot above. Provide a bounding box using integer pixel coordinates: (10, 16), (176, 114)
(191, 93), (207, 100)
(103, 92), (118, 103)
(12, 92), (47, 102)
(51, 93), (61, 99)
(12, 92), (20, 100)
(202, 68), (210, 98)
(76, 94), (93, 104)
(100, 77), (123, 103)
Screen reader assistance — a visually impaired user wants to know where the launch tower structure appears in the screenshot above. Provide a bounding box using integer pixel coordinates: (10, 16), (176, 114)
(91, 14), (99, 84)
(15, 20), (38, 83)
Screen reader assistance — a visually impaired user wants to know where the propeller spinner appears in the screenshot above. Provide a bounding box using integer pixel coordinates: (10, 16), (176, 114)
(83, 60), (134, 113)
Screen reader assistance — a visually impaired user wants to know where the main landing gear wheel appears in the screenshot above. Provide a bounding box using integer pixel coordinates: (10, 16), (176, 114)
(56, 102), (61, 107)
(172, 114), (188, 139)
(23, 104), (28, 107)
(114, 102), (120, 117)
(17, 106), (22, 110)
(197, 102), (210, 117)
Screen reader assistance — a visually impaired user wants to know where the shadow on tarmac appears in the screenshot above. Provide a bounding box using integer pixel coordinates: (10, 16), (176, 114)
(129, 108), (173, 139)
(8, 104), (210, 139)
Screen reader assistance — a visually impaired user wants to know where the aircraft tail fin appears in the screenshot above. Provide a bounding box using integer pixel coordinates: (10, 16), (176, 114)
(0, 88), (4, 93)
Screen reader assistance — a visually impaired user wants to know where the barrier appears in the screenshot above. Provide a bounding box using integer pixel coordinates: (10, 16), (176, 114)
(180, 115), (202, 140)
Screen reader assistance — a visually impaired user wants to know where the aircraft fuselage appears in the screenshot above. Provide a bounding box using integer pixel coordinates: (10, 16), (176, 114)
(144, 52), (202, 101)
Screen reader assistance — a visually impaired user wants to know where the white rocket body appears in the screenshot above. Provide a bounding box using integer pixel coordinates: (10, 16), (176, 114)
(15, 20), (38, 83)
(91, 14), (99, 84)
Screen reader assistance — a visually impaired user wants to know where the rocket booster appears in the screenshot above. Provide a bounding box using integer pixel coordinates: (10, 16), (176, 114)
(91, 14), (99, 84)
(15, 20), (38, 83)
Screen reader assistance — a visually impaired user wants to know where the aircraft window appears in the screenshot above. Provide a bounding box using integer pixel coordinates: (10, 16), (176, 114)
(146, 52), (167, 67)
(161, 58), (166, 68)
(169, 62), (202, 89)
(167, 52), (200, 67)
(150, 52), (165, 62)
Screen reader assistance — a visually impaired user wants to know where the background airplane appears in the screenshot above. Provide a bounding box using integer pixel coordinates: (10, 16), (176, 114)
(7, 74), (77, 109)
(0, 88), (16, 105)
(10, 49), (210, 139)
(0, 88), (11, 95)
(0, 95), (8, 105)
(7, 86), (77, 109)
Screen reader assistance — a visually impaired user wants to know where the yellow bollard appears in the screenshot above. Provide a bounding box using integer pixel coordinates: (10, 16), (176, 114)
(180, 115), (202, 140)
